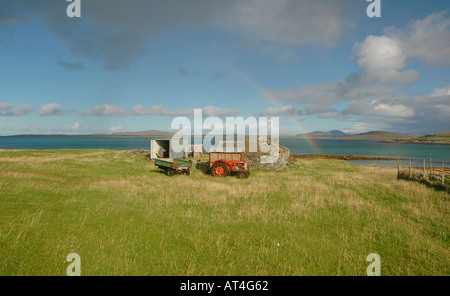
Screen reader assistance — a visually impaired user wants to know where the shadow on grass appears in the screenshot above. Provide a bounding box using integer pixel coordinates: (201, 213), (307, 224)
(398, 172), (450, 194)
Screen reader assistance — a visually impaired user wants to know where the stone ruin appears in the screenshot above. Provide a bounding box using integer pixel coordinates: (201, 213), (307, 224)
(216, 137), (291, 170)
(243, 137), (291, 171)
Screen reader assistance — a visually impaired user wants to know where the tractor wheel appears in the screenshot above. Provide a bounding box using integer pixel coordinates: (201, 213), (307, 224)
(211, 162), (229, 177)
(186, 169), (191, 176)
(166, 168), (175, 177)
(238, 171), (250, 179)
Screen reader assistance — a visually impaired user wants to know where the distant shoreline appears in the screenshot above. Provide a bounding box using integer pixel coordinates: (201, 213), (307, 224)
(379, 140), (450, 146)
(290, 154), (408, 161)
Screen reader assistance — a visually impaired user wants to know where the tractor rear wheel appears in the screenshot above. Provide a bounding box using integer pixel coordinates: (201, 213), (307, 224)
(166, 168), (175, 177)
(211, 162), (229, 177)
(186, 169), (191, 176)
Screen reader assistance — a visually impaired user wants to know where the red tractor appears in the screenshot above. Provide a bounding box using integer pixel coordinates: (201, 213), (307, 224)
(208, 152), (250, 178)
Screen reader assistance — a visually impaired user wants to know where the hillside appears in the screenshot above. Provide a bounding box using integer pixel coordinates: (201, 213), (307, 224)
(305, 130), (348, 137)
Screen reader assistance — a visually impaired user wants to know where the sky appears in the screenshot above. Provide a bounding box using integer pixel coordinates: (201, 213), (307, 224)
(0, 0), (449, 136)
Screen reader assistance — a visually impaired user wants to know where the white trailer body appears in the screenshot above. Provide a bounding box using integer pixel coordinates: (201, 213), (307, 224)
(150, 139), (188, 160)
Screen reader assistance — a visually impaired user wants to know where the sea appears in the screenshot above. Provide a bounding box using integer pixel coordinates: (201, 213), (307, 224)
(0, 136), (449, 168)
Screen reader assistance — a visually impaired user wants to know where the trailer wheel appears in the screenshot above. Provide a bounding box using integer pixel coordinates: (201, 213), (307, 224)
(186, 169), (190, 176)
(166, 168), (175, 177)
(211, 162), (229, 177)
(238, 171), (250, 179)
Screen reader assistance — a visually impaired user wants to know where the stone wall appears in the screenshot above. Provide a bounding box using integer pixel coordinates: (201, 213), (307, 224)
(244, 137), (291, 170)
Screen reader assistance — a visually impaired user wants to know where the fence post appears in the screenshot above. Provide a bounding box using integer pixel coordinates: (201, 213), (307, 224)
(423, 158), (426, 178)
(409, 158), (411, 178)
(443, 161), (446, 185)
(430, 157), (433, 177)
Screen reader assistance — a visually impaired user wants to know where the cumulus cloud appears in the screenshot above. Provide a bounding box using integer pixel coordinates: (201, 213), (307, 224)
(0, 102), (34, 116)
(83, 104), (126, 116)
(352, 35), (419, 84)
(430, 85), (450, 97)
(350, 11), (450, 85)
(343, 100), (415, 118)
(1, 0), (359, 70)
(132, 104), (239, 117)
(38, 103), (65, 116)
(67, 122), (81, 131)
(385, 11), (450, 65)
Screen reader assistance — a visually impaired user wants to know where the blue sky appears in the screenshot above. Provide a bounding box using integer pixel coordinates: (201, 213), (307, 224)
(0, 0), (449, 136)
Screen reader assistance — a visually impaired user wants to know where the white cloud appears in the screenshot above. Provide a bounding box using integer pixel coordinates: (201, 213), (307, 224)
(110, 126), (122, 132)
(353, 35), (419, 84)
(385, 11), (450, 65)
(350, 11), (450, 85)
(341, 123), (378, 134)
(67, 122), (80, 131)
(202, 106), (240, 117)
(0, 102), (15, 110)
(38, 102), (65, 116)
(0, 102), (34, 116)
(83, 104), (126, 116)
(430, 84), (450, 97)
(343, 100), (415, 118)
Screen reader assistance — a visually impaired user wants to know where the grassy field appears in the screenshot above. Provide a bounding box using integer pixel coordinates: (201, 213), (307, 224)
(0, 149), (448, 276)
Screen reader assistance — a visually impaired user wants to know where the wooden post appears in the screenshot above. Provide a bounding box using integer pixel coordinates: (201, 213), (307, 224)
(397, 155), (400, 177)
(430, 157), (433, 177)
(443, 161), (446, 185)
(409, 158), (412, 178)
(423, 158), (426, 178)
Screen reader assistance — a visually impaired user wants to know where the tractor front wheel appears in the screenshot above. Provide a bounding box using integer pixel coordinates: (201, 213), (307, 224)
(211, 162), (229, 177)
(238, 171), (250, 179)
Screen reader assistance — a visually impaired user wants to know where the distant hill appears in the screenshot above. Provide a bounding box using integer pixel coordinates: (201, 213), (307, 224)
(305, 130), (348, 137)
(339, 131), (419, 140)
(411, 132), (450, 145)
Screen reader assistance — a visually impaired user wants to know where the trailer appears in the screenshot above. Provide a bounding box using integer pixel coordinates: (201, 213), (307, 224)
(208, 152), (250, 178)
(155, 158), (192, 177)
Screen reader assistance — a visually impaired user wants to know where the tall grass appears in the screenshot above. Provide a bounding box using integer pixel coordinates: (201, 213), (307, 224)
(0, 149), (448, 275)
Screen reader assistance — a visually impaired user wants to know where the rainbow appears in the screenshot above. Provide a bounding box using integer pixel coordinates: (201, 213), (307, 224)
(219, 61), (322, 154)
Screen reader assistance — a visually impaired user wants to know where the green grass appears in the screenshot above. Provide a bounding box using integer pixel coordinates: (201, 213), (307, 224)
(417, 132), (450, 143)
(0, 149), (448, 275)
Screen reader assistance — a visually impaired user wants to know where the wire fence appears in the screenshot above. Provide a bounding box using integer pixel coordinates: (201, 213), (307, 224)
(397, 157), (450, 192)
